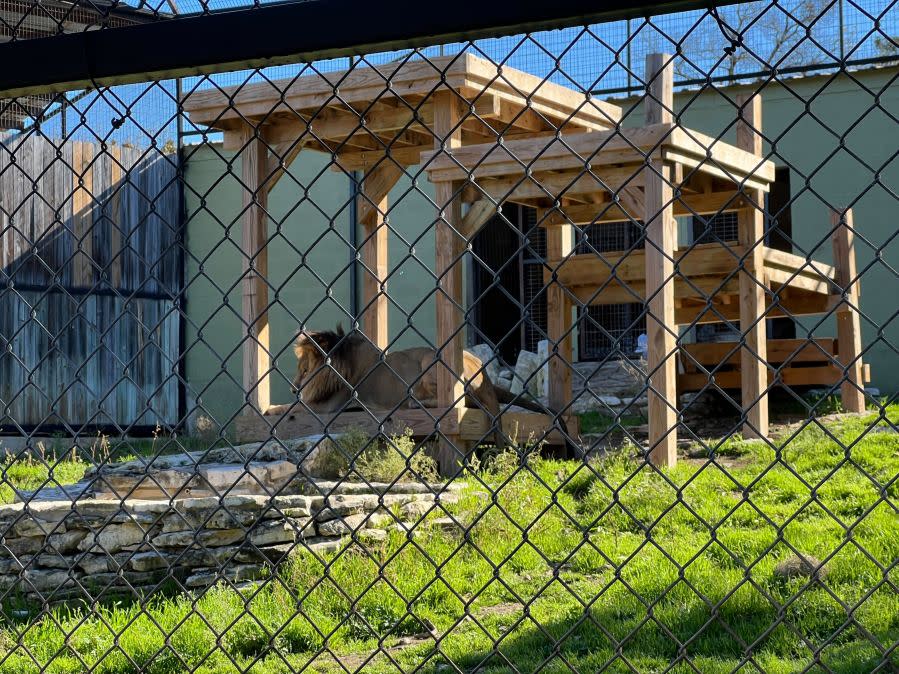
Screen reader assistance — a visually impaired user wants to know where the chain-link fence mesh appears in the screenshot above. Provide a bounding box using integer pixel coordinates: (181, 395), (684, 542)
(0, 1), (897, 672)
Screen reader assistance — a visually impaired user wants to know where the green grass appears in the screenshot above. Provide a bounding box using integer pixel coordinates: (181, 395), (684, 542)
(578, 411), (644, 435)
(0, 433), (226, 505)
(1, 409), (897, 673)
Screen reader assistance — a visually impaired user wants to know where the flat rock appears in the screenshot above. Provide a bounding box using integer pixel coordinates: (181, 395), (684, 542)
(78, 523), (148, 553)
(318, 513), (368, 537)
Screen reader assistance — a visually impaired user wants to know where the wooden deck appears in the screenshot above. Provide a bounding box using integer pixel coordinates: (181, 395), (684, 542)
(678, 339), (871, 391)
(238, 406), (576, 446)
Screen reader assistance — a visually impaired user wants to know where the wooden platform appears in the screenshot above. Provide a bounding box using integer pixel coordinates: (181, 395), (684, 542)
(238, 406), (577, 446)
(678, 338), (871, 391)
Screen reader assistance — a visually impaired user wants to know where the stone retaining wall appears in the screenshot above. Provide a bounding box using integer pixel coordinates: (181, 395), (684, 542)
(0, 475), (459, 603)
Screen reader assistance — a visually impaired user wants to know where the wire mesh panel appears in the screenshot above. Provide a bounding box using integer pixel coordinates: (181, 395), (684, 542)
(0, 1), (897, 673)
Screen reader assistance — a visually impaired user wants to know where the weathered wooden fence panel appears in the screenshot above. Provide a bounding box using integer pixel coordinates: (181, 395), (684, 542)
(0, 135), (180, 430)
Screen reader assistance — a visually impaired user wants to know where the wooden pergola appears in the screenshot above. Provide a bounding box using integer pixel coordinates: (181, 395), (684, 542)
(423, 54), (868, 465)
(183, 54), (622, 461)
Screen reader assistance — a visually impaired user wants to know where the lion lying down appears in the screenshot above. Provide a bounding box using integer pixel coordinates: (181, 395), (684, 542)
(266, 325), (563, 450)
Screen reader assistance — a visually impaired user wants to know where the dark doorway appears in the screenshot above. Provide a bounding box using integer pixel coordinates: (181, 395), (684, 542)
(471, 204), (546, 365)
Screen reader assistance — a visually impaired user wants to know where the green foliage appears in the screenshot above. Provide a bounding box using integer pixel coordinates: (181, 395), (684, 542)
(318, 427), (439, 483)
(0, 406), (896, 673)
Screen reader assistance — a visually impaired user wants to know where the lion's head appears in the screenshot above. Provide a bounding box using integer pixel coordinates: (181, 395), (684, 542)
(292, 324), (347, 402)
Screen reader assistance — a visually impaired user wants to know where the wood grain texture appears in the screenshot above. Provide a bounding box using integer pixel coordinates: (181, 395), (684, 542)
(359, 164), (402, 349)
(239, 128), (271, 414)
(645, 53), (673, 126)
(0, 135), (179, 429)
(736, 91), (769, 439)
(432, 90), (467, 475)
(644, 159), (678, 468)
(830, 208), (866, 413)
(546, 223), (574, 413)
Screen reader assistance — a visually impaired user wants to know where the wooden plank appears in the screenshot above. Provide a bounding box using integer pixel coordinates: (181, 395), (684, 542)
(423, 124), (672, 183)
(546, 223), (574, 416)
(763, 247), (836, 282)
(682, 338), (837, 368)
(678, 365), (856, 391)
(736, 91), (768, 439)
(662, 148), (772, 192)
(433, 90), (466, 475)
(240, 128), (271, 414)
(553, 245), (745, 286)
(467, 166), (646, 205)
(540, 191), (747, 226)
(831, 208), (866, 413)
(645, 53), (673, 126)
(358, 163), (403, 349)
(458, 199), (497, 239)
(764, 266), (833, 294)
(643, 54), (677, 467)
(185, 54), (621, 131)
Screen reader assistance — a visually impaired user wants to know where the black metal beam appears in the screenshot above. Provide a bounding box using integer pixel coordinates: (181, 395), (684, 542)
(0, 0), (739, 97)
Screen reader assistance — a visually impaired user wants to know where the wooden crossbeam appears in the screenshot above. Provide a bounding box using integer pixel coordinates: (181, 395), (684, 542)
(539, 191), (747, 226)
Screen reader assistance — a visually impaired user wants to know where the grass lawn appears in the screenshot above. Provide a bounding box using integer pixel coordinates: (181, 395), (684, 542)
(0, 409), (897, 673)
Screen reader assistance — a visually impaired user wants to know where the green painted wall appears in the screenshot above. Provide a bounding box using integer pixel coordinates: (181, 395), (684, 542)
(184, 66), (899, 426)
(183, 148), (440, 427)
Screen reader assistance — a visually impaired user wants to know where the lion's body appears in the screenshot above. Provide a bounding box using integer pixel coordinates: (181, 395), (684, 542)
(271, 327), (506, 446)
(270, 325), (574, 455)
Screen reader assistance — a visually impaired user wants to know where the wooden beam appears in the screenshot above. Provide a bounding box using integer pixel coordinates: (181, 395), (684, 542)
(546, 221), (575, 418)
(736, 91), (768, 439)
(643, 55), (677, 468)
(264, 139), (304, 192)
(831, 208), (866, 413)
(357, 163), (404, 233)
(239, 127), (271, 414)
(459, 199), (498, 238)
(466, 166), (646, 204)
(433, 91), (467, 476)
(540, 191), (747, 227)
(358, 164), (403, 349)
(645, 53), (673, 126)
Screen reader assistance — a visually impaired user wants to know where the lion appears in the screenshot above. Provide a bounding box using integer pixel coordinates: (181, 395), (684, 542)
(267, 324), (567, 451)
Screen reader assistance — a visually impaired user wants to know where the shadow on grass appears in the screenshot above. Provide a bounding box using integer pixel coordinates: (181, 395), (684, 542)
(446, 598), (898, 674)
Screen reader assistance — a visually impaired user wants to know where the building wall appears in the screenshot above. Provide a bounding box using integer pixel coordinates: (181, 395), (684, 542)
(183, 66), (899, 427)
(182, 147), (440, 427)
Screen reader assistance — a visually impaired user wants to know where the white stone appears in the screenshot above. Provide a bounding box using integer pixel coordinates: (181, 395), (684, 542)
(400, 500), (432, 521)
(129, 551), (171, 572)
(511, 349), (541, 396)
(357, 528), (388, 544)
(78, 523), (147, 553)
(318, 513), (368, 537)
(466, 344), (501, 382)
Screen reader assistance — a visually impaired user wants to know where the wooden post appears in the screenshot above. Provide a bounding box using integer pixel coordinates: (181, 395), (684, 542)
(736, 92), (769, 439)
(433, 91), (466, 476)
(546, 220), (574, 416)
(358, 164), (402, 349)
(644, 54), (678, 467)
(831, 208), (866, 413)
(237, 126), (271, 414)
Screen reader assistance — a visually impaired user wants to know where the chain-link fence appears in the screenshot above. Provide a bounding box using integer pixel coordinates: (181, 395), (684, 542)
(0, 0), (897, 672)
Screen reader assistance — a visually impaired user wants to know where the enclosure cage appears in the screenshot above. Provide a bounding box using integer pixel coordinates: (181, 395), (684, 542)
(0, 0), (896, 672)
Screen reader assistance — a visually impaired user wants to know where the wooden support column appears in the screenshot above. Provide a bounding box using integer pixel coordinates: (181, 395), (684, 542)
(736, 92), (769, 439)
(830, 208), (866, 413)
(358, 164), (403, 349)
(237, 126), (271, 414)
(433, 91), (466, 476)
(545, 220), (575, 416)
(644, 53), (678, 467)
